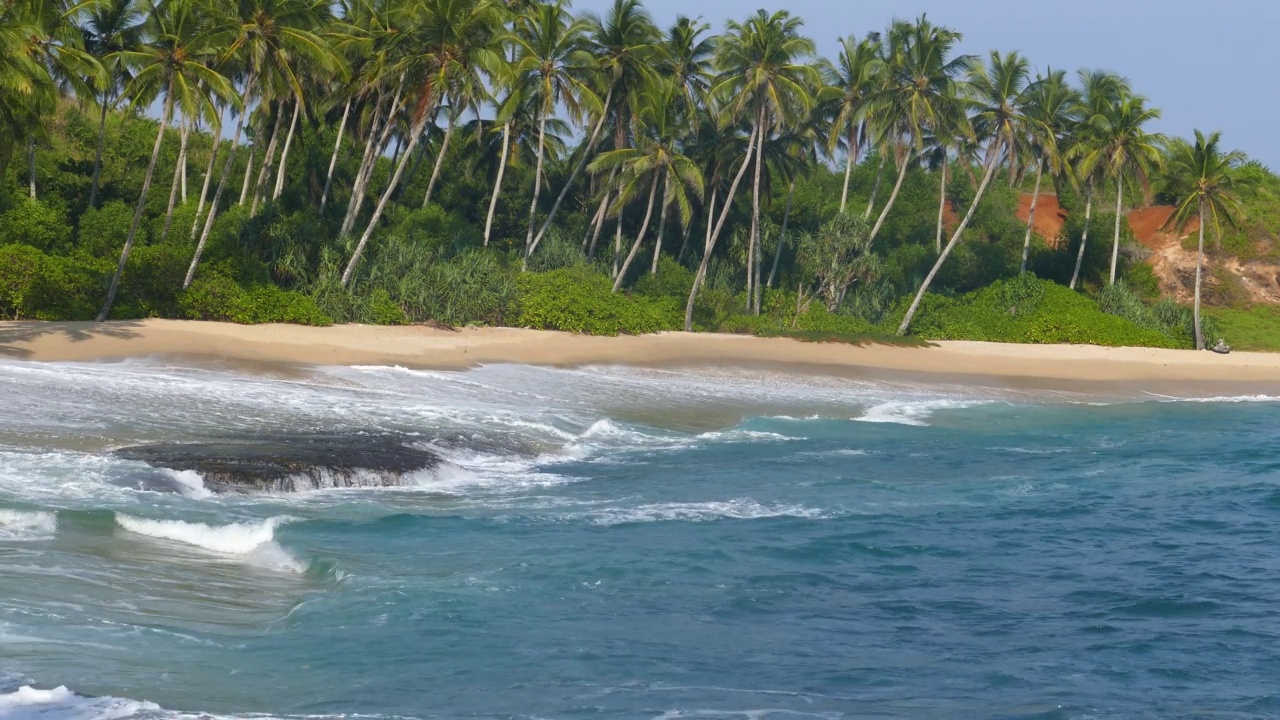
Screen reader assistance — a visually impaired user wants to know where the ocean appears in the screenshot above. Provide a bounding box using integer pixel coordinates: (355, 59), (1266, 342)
(1, 357), (1278, 719)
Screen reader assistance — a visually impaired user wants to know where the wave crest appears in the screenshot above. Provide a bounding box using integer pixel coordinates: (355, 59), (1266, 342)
(0, 510), (57, 541)
(114, 514), (305, 573)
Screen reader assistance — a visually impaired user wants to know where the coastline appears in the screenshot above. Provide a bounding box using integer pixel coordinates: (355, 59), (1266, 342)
(4, 319), (1280, 391)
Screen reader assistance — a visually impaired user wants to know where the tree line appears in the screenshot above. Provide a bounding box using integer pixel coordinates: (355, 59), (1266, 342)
(0, 0), (1258, 347)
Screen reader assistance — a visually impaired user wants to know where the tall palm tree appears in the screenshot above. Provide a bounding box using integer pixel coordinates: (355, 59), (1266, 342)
(590, 85), (703, 290)
(1067, 70), (1127, 289)
(340, 0), (503, 286)
(1017, 68), (1079, 273)
(897, 50), (1029, 336)
(509, 0), (599, 270)
(0, 6), (55, 181)
(662, 15), (712, 115)
(818, 32), (881, 214)
(1161, 131), (1248, 350)
(186, 0), (337, 289)
(1075, 90), (1163, 285)
(99, 0), (235, 320)
(710, 8), (818, 313)
(79, 0), (145, 208)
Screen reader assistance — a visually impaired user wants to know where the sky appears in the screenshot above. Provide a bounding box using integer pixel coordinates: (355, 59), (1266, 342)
(577, 0), (1280, 169)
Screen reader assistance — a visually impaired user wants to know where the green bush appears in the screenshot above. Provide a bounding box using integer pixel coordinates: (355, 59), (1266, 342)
(77, 201), (137, 258)
(364, 288), (410, 325)
(0, 199), (70, 252)
(179, 274), (331, 325)
(0, 244), (102, 320)
(515, 266), (678, 335)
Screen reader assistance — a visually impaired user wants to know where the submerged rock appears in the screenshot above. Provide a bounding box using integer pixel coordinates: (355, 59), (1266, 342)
(116, 435), (440, 493)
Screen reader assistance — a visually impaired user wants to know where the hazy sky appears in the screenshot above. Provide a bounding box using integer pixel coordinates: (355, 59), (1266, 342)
(577, 0), (1279, 168)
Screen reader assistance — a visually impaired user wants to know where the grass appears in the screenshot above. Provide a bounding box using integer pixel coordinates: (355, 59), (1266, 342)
(754, 328), (934, 348)
(1207, 306), (1280, 351)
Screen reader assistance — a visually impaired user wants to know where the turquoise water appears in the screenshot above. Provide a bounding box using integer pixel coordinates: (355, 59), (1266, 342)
(2, 359), (1279, 719)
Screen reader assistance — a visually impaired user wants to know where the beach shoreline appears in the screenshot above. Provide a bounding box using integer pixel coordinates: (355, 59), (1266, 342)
(4, 319), (1280, 394)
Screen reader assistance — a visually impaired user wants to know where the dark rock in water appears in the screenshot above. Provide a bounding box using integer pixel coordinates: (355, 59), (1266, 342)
(116, 435), (440, 493)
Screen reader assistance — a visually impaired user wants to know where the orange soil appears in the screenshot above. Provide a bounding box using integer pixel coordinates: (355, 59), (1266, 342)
(1015, 193), (1069, 246)
(1127, 206), (1198, 249)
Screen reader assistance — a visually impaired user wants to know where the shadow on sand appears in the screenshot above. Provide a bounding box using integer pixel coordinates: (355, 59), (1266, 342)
(0, 320), (146, 360)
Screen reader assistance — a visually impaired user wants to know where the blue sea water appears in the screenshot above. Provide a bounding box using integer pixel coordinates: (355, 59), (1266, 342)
(1, 358), (1280, 719)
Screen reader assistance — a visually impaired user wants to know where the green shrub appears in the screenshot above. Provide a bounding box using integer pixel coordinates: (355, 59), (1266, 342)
(0, 199), (69, 252)
(114, 243), (189, 318)
(0, 244), (103, 320)
(515, 266), (678, 335)
(364, 288), (409, 325)
(180, 274), (331, 325)
(633, 257), (695, 299)
(525, 230), (588, 273)
(77, 201), (137, 258)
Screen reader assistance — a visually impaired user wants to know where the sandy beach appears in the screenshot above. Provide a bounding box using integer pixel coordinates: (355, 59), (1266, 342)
(3, 319), (1280, 388)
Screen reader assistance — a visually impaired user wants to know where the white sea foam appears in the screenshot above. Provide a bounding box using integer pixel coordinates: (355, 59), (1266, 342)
(0, 684), (312, 720)
(114, 514), (305, 572)
(578, 499), (831, 526)
(0, 509), (57, 541)
(162, 470), (212, 499)
(855, 399), (987, 426)
(1154, 393), (1280, 404)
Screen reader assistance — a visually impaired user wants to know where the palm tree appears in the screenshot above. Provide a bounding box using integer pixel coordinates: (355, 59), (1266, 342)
(339, 0), (504, 286)
(818, 32), (881, 214)
(662, 15), (712, 115)
(897, 50), (1030, 336)
(1161, 131), (1248, 350)
(1017, 68), (1079, 273)
(186, 0), (337, 289)
(919, 104), (971, 251)
(709, 8), (818, 313)
(1074, 89), (1163, 285)
(509, 0), (599, 270)
(1067, 70), (1126, 289)
(0, 6), (55, 181)
(99, 0), (235, 320)
(590, 85), (703, 290)
(864, 15), (969, 247)
(79, 0), (145, 208)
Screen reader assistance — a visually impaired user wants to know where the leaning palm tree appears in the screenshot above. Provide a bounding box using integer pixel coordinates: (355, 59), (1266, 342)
(897, 50), (1030, 336)
(1017, 68), (1079, 273)
(98, 0), (235, 320)
(590, 85), (703, 291)
(818, 31), (881, 214)
(709, 8), (818, 313)
(1160, 131), (1248, 350)
(509, 0), (599, 270)
(1074, 89), (1163, 285)
(1066, 70), (1127, 289)
(79, 0), (145, 208)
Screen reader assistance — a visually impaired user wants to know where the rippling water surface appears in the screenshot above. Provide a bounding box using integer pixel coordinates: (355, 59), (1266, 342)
(2, 358), (1279, 719)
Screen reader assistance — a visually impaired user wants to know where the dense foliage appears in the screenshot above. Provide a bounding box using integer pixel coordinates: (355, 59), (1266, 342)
(0, 0), (1270, 347)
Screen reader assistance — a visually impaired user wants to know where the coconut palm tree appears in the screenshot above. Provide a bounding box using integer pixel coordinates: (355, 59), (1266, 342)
(99, 0), (235, 320)
(897, 50), (1030, 336)
(710, 8), (818, 313)
(0, 6), (55, 181)
(1017, 68), (1079, 273)
(509, 0), (599, 270)
(1067, 70), (1127, 289)
(1160, 130), (1248, 350)
(662, 15), (712, 115)
(590, 85), (703, 290)
(1074, 88), (1163, 285)
(818, 32), (881, 214)
(79, 0), (145, 208)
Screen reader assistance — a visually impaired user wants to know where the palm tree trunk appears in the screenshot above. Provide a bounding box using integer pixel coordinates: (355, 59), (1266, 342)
(1020, 156), (1044, 274)
(684, 124), (760, 331)
(99, 77), (175, 321)
(187, 72), (257, 289)
(89, 99), (109, 207)
(238, 144), (256, 205)
(529, 88), (614, 255)
(585, 183), (611, 255)
(1069, 184), (1094, 290)
(191, 106), (223, 240)
(340, 110), (433, 287)
(935, 161), (947, 252)
(749, 106), (766, 315)
(1109, 174), (1123, 284)
(273, 99), (301, 200)
(767, 180), (795, 288)
(840, 128), (857, 213)
(1194, 198), (1205, 351)
(676, 209), (696, 264)
(160, 113), (192, 242)
(522, 111), (550, 270)
(650, 175), (670, 274)
(422, 111), (455, 207)
(343, 85), (401, 238)
(863, 154), (886, 219)
(612, 198), (624, 279)
(341, 92), (390, 237)
(897, 141), (1002, 336)
(251, 102), (287, 216)
(484, 121), (511, 247)
(613, 173), (660, 292)
(320, 97), (352, 214)
(28, 138), (36, 199)
(868, 148), (911, 245)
